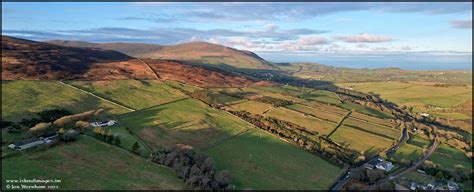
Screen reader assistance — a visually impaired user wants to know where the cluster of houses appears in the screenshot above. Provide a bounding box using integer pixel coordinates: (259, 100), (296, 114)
(405, 180), (460, 191)
(363, 157), (394, 172)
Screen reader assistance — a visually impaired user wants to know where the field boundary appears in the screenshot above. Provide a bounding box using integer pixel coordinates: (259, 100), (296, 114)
(285, 106), (339, 124)
(117, 97), (190, 118)
(326, 111), (352, 138)
(59, 81), (136, 112)
(138, 59), (161, 79)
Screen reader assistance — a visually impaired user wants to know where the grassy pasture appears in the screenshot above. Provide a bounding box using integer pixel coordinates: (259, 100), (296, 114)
(389, 144), (423, 162)
(209, 92), (242, 105)
(336, 102), (393, 119)
(299, 90), (342, 105)
(329, 125), (394, 154)
(300, 101), (348, 116)
(407, 134), (430, 148)
(119, 98), (250, 150)
(350, 112), (396, 128)
(1, 81), (128, 121)
(207, 129), (342, 190)
(337, 81), (472, 120)
(2, 136), (183, 190)
(428, 144), (471, 170)
(343, 118), (400, 140)
(286, 104), (343, 123)
(68, 80), (187, 110)
(264, 107), (337, 136)
(229, 100), (273, 114)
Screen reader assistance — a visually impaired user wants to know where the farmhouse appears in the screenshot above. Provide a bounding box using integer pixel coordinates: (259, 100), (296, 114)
(8, 138), (45, 151)
(375, 160), (394, 172)
(90, 120), (117, 127)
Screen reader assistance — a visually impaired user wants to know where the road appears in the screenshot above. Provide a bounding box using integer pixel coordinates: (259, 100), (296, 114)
(330, 127), (408, 191)
(365, 127), (439, 190)
(385, 128), (408, 155)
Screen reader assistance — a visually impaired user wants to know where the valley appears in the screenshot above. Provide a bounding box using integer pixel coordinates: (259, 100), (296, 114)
(1, 36), (472, 190)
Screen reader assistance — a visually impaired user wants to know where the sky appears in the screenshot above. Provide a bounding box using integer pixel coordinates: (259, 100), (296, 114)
(2, 2), (472, 70)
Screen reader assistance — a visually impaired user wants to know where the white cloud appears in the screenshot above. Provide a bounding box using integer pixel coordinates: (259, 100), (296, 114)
(450, 19), (472, 29)
(335, 33), (392, 43)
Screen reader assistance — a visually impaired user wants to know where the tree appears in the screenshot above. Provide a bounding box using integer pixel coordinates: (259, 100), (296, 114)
(106, 129), (114, 143)
(114, 136), (121, 146)
(132, 141), (140, 154)
(435, 171), (445, 180)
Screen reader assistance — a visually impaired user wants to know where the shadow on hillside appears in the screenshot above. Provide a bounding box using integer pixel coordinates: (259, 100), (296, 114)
(178, 60), (342, 91)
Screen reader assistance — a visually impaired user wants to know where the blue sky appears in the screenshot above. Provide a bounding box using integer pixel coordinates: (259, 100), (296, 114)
(2, 2), (472, 70)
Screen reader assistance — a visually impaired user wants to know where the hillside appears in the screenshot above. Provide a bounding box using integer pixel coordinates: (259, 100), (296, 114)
(47, 40), (272, 69)
(2, 36), (264, 87)
(2, 35), (157, 80)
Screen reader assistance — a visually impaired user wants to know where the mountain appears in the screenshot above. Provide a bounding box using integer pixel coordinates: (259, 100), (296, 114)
(2, 35), (158, 80)
(2, 36), (265, 87)
(47, 40), (272, 69)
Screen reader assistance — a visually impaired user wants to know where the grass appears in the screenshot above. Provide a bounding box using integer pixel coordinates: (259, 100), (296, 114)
(329, 125), (394, 154)
(87, 125), (151, 157)
(67, 80), (187, 110)
(286, 104), (343, 123)
(350, 112), (396, 128)
(299, 90), (342, 105)
(209, 92), (242, 105)
(336, 102), (393, 119)
(337, 81), (472, 120)
(264, 107), (337, 136)
(119, 98), (250, 150)
(207, 129), (342, 190)
(428, 144), (471, 170)
(407, 135), (430, 148)
(229, 100), (273, 114)
(1, 81), (128, 121)
(389, 144), (423, 162)
(343, 118), (400, 140)
(2, 136), (183, 190)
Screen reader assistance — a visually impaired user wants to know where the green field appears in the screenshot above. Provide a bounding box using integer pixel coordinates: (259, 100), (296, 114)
(300, 101), (348, 116)
(329, 125), (394, 154)
(68, 80), (187, 110)
(265, 107), (337, 136)
(336, 102), (393, 119)
(350, 112), (396, 128)
(229, 100), (273, 114)
(2, 81), (128, 121)
(343, 118), (400, 140)
(286, 104), (343, 123)
(2, 136), (183, 190)
(389, 144), (423, 162)
(407, 135), (430, 148)
(207, 129), (342, 190)
(119, 98), (250, 149)
(88, 125), (151, 157)
(428, 144), (471, 170)
(337, 81), (472, 120)
(299, 90), (342, 105)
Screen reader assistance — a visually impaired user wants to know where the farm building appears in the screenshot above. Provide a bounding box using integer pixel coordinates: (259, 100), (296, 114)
(90, 120), (117, 127)
(375, 160), (394, 172)
(8, 138), (45, 151)
(363, 157), (394, 172)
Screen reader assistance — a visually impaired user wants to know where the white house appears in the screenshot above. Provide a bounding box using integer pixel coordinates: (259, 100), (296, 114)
(420, 113), (430, 117)
(375, 160), (394, 172)
(90, 120), (117, 127)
